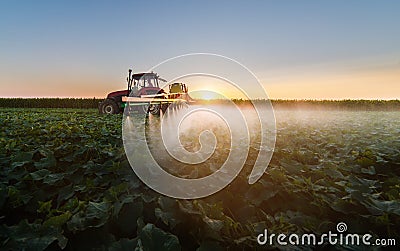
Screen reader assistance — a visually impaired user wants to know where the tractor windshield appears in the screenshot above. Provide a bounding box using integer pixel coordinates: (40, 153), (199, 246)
(134, 73), (159, 89)
(127, 71), (167, 94)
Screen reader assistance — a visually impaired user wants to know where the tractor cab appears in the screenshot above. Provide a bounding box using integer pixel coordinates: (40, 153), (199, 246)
(127, 70), (166, 97)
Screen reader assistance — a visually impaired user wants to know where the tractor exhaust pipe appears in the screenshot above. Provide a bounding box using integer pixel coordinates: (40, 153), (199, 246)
(127, 69), (133, 92)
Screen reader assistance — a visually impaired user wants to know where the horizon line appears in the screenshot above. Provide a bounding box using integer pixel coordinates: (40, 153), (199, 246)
(0, 97), (399, 102)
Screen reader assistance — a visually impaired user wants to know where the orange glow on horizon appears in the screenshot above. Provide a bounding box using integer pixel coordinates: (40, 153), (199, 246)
(0, 67), (399, 100)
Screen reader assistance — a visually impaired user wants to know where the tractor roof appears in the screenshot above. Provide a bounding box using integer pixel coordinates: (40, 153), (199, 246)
(132, 72), (158, 80)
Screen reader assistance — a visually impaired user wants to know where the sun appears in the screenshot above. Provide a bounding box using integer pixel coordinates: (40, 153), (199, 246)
(201, 92), (218, 100)
(189, 90), (224, 100)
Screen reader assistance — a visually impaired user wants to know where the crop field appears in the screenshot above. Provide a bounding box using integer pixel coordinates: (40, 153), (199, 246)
(0, 107), (399, 250)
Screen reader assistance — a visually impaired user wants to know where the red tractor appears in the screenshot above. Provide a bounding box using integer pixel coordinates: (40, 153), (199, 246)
(99, 69), (191, 115)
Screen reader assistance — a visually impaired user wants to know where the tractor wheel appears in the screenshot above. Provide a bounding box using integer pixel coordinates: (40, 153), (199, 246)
(99, 99), (119, 114)
(141, 103), (160, 115)
(149, 104), (161, 115)
(161, 104), (169, 114)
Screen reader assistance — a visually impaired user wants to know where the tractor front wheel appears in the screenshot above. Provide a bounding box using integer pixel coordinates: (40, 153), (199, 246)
(149, 104), (161, 115)
(161, 103), (169, 114)
(99, 99), (119, 114)
(141, 103), (160, 115)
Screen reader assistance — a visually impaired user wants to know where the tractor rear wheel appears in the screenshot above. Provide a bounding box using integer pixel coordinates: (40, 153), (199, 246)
(99, 99), (119, 114)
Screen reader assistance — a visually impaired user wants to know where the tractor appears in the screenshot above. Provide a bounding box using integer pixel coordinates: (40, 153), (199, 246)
(99, 69), (191, 115)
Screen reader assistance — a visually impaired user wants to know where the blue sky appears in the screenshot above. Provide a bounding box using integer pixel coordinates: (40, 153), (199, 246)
(1, 1), (399, 99)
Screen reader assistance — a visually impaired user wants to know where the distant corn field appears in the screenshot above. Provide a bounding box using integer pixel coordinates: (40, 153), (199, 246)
(271, 99), (400, 111)
(0, 98), (399, 110)
(202, 99), (400, 111)
(0, 98), (102, 109)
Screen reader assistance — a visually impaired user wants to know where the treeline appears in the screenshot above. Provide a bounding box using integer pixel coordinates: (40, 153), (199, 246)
(0, 98), (399, 111)
(273, 99), (400, 111)
(201, 99), (400, 111)
(0, 98), (102, 109)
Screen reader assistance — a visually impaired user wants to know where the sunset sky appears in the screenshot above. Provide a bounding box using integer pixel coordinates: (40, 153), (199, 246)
(1, 1), (399, 99)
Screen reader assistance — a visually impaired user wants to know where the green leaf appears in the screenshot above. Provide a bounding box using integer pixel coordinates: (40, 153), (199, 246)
(154, 197), (182, 228)
(11, 161), (30, 169)
(0, 184), (7, 208)
(34, 150), (56, 168)
(12, 151), (34, 163)
(197, 241), (223, 251)
(361, 166), (376, 175)
(203, 216), (224, 232)
(362, 198), (400, 216)
(43, 173), (64, 185)
(43, 211), (72, 228)
(109, 238), (139, 251)
(67, 201), (111, 231)
(112, 196), (133, 217)
(1, 219), (67, 251)
(87, 201), (110, 219)
(113, 200), (143, 236)
(30, 169), (51, 181)
(37, 200), (53, 214)
(57, 184), (75, 206)
(139, 223), (181, 251)
(67, 212), (86, 232)
(330, 199), (357, 214)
